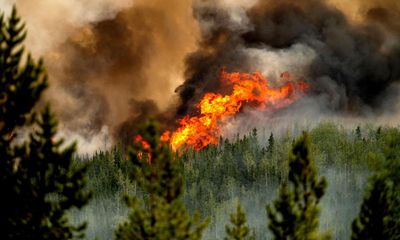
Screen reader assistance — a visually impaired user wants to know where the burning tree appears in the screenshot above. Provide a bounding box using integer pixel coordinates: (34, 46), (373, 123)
(0, 6), (91, 239)
(115, 120), (208, 240)
(164, 70), (309, 151)
(267, 132), (329, 240)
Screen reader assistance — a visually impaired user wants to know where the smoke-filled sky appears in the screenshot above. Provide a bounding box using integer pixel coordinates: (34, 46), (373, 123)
(1, 0), (400, 152)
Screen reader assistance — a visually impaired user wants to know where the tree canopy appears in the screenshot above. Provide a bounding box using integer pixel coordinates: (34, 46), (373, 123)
(0, 6), (91, 239)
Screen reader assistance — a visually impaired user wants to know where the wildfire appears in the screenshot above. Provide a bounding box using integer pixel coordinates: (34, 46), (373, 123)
(164, 69), (309, 151)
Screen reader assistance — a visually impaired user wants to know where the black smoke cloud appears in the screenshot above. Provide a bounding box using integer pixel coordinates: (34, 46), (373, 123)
(176, 0), (400, 116)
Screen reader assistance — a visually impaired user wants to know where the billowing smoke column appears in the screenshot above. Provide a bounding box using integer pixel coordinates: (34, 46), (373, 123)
(3, 0), (400, 152)
(44, 0), (198, 144)
(176, 0), (400, 117)
(2, 0), (198, 152)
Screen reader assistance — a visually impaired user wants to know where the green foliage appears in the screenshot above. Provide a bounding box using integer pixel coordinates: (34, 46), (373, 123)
(0, 7), (91, 239)
(225, 202), (254, 240)
(351, 175), (397, 240)
(267, 132), (329, 240)
(351, 139), (400, 240)
(0, 6), (47, 140)
(267, 132), (275, 156)
(355, 126), (362, 140)
(78, 123), (399, 239)
(115, 120), (208, 240)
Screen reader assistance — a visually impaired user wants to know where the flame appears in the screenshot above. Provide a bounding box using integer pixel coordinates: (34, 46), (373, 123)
(160, 131), (171, 142)
(164, 69), (309, 151)
(134, 135), (151, 150)
(134, 135), (152, 163)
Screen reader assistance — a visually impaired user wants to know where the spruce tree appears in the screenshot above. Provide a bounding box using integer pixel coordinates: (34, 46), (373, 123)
(267, 133), (274, 156)
(267, 132), (329, 240)
(351, 174), (397, 240)
(351, 142), (400, 240)
(355, 126), (362, 140)
(115, 120), (208, 240)
(225, 202), (254, 240)
(0, 6), (91, 239)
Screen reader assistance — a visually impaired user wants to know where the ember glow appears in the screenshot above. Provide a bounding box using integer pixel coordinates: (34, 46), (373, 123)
(134, 135), (152, 162)
(163, 70), (309, 151)
(134, 135), (150, 150)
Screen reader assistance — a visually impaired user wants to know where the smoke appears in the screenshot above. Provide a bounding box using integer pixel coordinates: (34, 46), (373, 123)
(2, 0), (400, 152)
(176, 0), (400, 118)
(46, 0), (199, 144)
(2, 0), (133, 55)
(2, 0), (198, 153)
(358, 0), (400, 34)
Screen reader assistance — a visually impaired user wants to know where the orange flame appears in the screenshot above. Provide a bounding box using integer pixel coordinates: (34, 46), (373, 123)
(134, 135), (152, 163)
(160, 131), (171, 142)
(134, 135), (151, 150)
(164, 69), (309, 151)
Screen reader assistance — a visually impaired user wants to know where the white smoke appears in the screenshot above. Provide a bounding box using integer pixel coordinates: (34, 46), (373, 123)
(58, 126), (111, 155)
(1, 0), (133, 55)
(245, 43), (317, 85)
(193, 0), (257, 35)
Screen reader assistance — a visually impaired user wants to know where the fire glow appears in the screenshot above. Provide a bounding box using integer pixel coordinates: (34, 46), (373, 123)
(162, 69), (309, 151)
(134, 135), (152, 163)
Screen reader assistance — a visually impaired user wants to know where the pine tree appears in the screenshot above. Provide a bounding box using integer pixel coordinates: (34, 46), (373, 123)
(375, 127), (382, 140)
(355, 126), (362, 140)
(252, 128), (258, 138)
(0, 7), (91, 239)
(267, 132), (329, 240)
(351, 142), (400, 240)
(115, 120), (208, 240)
(225, 202), (254, 240)
(267, 132), (274, 156)
(351, 174), (397, 240)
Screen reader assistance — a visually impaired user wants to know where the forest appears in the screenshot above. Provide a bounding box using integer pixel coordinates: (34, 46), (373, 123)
(73, 123), (399, 239)
(1, 4), (400, 240)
